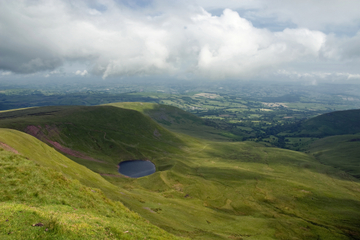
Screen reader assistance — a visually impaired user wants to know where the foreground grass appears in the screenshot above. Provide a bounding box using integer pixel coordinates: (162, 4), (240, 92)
(0, 130), (183, 240)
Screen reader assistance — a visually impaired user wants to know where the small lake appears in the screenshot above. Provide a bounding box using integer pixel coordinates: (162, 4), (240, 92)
(118, 160), (156, 178)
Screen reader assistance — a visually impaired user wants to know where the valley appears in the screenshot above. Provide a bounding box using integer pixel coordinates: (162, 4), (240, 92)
(0, 102), (359, 239)
(1, 80), (360, 150)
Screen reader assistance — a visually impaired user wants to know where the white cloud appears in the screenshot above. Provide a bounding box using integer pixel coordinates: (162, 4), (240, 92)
(75, 70), (89, 76)
(347, 74), (360, 79)
(1, 71), (12, 76)
(194, 0), (360, 32)
(0, 0), (359, 81)
(189, 9), (326, 78)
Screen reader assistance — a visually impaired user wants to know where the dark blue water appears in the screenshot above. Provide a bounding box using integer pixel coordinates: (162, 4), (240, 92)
(118, 160), (156, 178)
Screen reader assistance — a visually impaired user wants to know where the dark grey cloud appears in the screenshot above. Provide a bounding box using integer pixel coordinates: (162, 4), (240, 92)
(341, 33), (360, 59)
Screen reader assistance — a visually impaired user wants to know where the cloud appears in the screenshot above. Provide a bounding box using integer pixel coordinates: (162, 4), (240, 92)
(1, 71), (12, 76)
(0, 0), (358, 81)
(194, 0), (360, 33)
(75, 70), (89, 76)
(275, 70), (360, 83)
(348, 74), (360, 79)
(261, 0), (360, 33)
(189, 9), (326, 78)
(340, 32), (360, 59)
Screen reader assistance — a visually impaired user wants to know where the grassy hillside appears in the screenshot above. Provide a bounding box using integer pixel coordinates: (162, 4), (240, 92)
(106, 102), (235, 141)
(278, 109), (360, 138)
(0, 128), (183, 240)
(109, 140), (360, 240)
(1, 106), (360, 239)
(299, 109), (360, 137)
(265, 108), (360, 150)
(0, 105), (184, 173)
(306, 134), (360, 178)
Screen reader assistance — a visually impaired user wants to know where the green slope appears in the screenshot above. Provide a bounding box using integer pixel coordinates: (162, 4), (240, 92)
(1, 106), (360, 239)
(280, 109), (360, 138)
(106, 102), (235, 141)
(304, 109), (360, 136)
(111, 140), (360, 239)
(0, 105), (184, 173)
(306, 134), (360, 178)
(0, 128), (183, 240)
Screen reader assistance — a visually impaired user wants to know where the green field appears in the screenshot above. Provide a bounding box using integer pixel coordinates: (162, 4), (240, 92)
(2, 81), (360, 145)
(0, 104), (360, 239)
(306, 134), (360, 178)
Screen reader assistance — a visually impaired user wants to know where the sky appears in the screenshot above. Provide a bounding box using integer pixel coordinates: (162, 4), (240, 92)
(1, 0), (360, 83)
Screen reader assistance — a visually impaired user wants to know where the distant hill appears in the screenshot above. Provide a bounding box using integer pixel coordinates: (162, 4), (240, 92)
(261, 93), (302, 103)
(272, 109), (360, 138)
(300, 109), (360, 136)
(106, 102), (236, 141)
